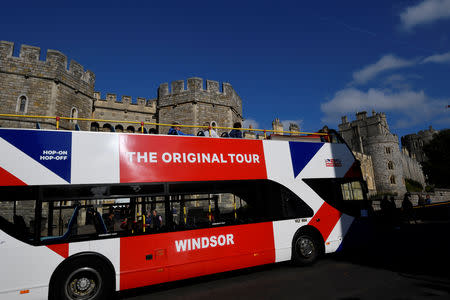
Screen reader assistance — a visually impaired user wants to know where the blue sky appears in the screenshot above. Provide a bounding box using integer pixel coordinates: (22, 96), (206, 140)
(1, 0), (449, 137)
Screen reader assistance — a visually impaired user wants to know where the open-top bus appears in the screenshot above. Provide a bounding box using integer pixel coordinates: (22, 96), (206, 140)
(0, 127), (369, 300)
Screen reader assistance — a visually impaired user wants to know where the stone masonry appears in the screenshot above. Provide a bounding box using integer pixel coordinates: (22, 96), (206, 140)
(0, 41), (95, 131)
(401, 126), (439, 163)
(157, 78), (243, 135)
(339, 111), (407, 197)
(92, 92), (157, 132)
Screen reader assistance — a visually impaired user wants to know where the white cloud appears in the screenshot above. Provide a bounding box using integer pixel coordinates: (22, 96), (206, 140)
(400, 0), (450, 30)
(352, 55), (416, 85)
(423, 51), (450, 63)
(243, 118), (259, 129)
(320, 87), (448, 128)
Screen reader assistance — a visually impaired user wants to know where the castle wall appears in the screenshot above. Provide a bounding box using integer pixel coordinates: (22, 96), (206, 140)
(363, 135), (406, 196)
(401, 126), (439, 163)
(339, 111), (408, 197)
(353, 151), (376, 196)
(92, 92), (157, 132)
(401, 151), (426, 186)
(0, 41), (95, 130)
(157, 78), (243, 135)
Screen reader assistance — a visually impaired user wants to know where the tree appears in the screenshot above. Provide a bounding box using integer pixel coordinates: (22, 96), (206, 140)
(422, 129), (450, 188)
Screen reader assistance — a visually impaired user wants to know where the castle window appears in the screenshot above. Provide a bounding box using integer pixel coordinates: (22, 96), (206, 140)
(70, 107), (78, 124)
(390, 175), (396, 185)
(385, 147), (391, 154)
(16, 95), (28, 113)
(388, 161), (394, 170)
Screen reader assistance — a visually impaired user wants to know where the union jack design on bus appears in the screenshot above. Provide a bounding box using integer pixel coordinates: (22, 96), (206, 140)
(0, 128), (368, 300)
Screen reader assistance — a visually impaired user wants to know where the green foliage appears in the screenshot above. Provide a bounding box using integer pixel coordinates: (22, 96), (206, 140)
(405, 178), (423, 192)
(425, 185), (434, 193)
(422, 129), (450, 188)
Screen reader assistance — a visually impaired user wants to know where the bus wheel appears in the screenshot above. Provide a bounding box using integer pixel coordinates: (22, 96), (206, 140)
(50, 257), (113, 300)
(292, 234), (319, 266)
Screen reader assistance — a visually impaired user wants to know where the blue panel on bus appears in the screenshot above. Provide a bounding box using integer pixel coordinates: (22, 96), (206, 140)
(0, 129), (72, 182)
(289, 142), (323, 178)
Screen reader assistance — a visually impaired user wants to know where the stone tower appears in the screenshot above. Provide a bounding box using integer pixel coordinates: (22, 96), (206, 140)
(339, 111), (406, 197)
(0, 41), (95, 130)
(272, 118), (283, 133)
(401, 126), (439, 163)
(157, 78), (243, 135)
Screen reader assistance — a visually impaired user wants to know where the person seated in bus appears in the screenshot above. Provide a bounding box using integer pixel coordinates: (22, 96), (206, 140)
(168, 122), (192, 136)
(425, 194), (432, 205)
(144, 210), (153, 229)
(318, 126), (330, 142)
(229, 122), (243, 138)
(148, 128), (157, 134)
(151, 209), (163, 230)
(103, 211), (115, 232)
(202, 122), (219, 138)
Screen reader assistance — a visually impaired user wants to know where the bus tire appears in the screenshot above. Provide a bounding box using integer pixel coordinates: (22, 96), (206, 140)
(49, 256), (114, 300)
(291, 233), (320, 266)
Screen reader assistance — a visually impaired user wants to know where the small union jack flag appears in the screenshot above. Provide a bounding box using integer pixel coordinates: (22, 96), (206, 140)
(325, 159), (342, 167)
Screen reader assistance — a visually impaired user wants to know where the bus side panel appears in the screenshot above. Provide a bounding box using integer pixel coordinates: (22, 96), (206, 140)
(0, 231), (64, 299)
(119, 223), (275, 290)
(323, 214), (354, 253)
(272, 220), (307, 262)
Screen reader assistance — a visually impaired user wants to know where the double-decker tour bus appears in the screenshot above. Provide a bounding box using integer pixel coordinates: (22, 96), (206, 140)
(0, 127), (369, 300)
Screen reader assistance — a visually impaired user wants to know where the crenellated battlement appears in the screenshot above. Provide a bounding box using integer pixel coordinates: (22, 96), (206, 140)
(0, 41), (95, 92)
(157, 77), (242, 117)
(158, 78), (238, 97)
(94, 92), (156, 112)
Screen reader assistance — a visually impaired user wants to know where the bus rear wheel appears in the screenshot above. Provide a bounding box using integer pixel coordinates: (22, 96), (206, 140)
(50, 257), (113, 300)
(292, 234), (319, 266)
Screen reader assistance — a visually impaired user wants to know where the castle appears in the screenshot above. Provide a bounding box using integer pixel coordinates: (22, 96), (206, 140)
(339, 111), (425, 197)
(0, 41), (243, 136)
(401, 126), (439, 163)
(1, 41), (430, 198)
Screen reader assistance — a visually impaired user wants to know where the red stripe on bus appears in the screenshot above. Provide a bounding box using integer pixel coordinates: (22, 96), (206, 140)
(46, 244), (69, 258)
(344, 161), (362, 178)
(308, 202), (342, 241)
(119, 222), (275, 290)
(0, 166), (26, 186)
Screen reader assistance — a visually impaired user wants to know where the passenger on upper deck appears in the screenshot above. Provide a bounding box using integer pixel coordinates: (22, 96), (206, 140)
(168, 122), (193, 136)
(318, 126), (330, 142)
(229, 122), (243, 138)
(202, 122), (219, 138)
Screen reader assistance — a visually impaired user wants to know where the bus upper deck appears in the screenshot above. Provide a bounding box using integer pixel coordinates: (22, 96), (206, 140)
(0, 122), (368, 300)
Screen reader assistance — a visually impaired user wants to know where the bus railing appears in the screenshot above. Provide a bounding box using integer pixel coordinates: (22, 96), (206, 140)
(0, 113), (328, 138)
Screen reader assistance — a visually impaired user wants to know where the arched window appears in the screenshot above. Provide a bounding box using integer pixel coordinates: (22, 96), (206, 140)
(91, 122), (99, 132)
(390, 175), (396, 185)
(70, 107), (78, 124)
(16, 95), (28, 113)
(210, 121), (217, 128)
(388, 161), (394, 170)
(115, 125), (124, 132)
(127, 126), (135, 133)
(103, 123), (113, 132)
